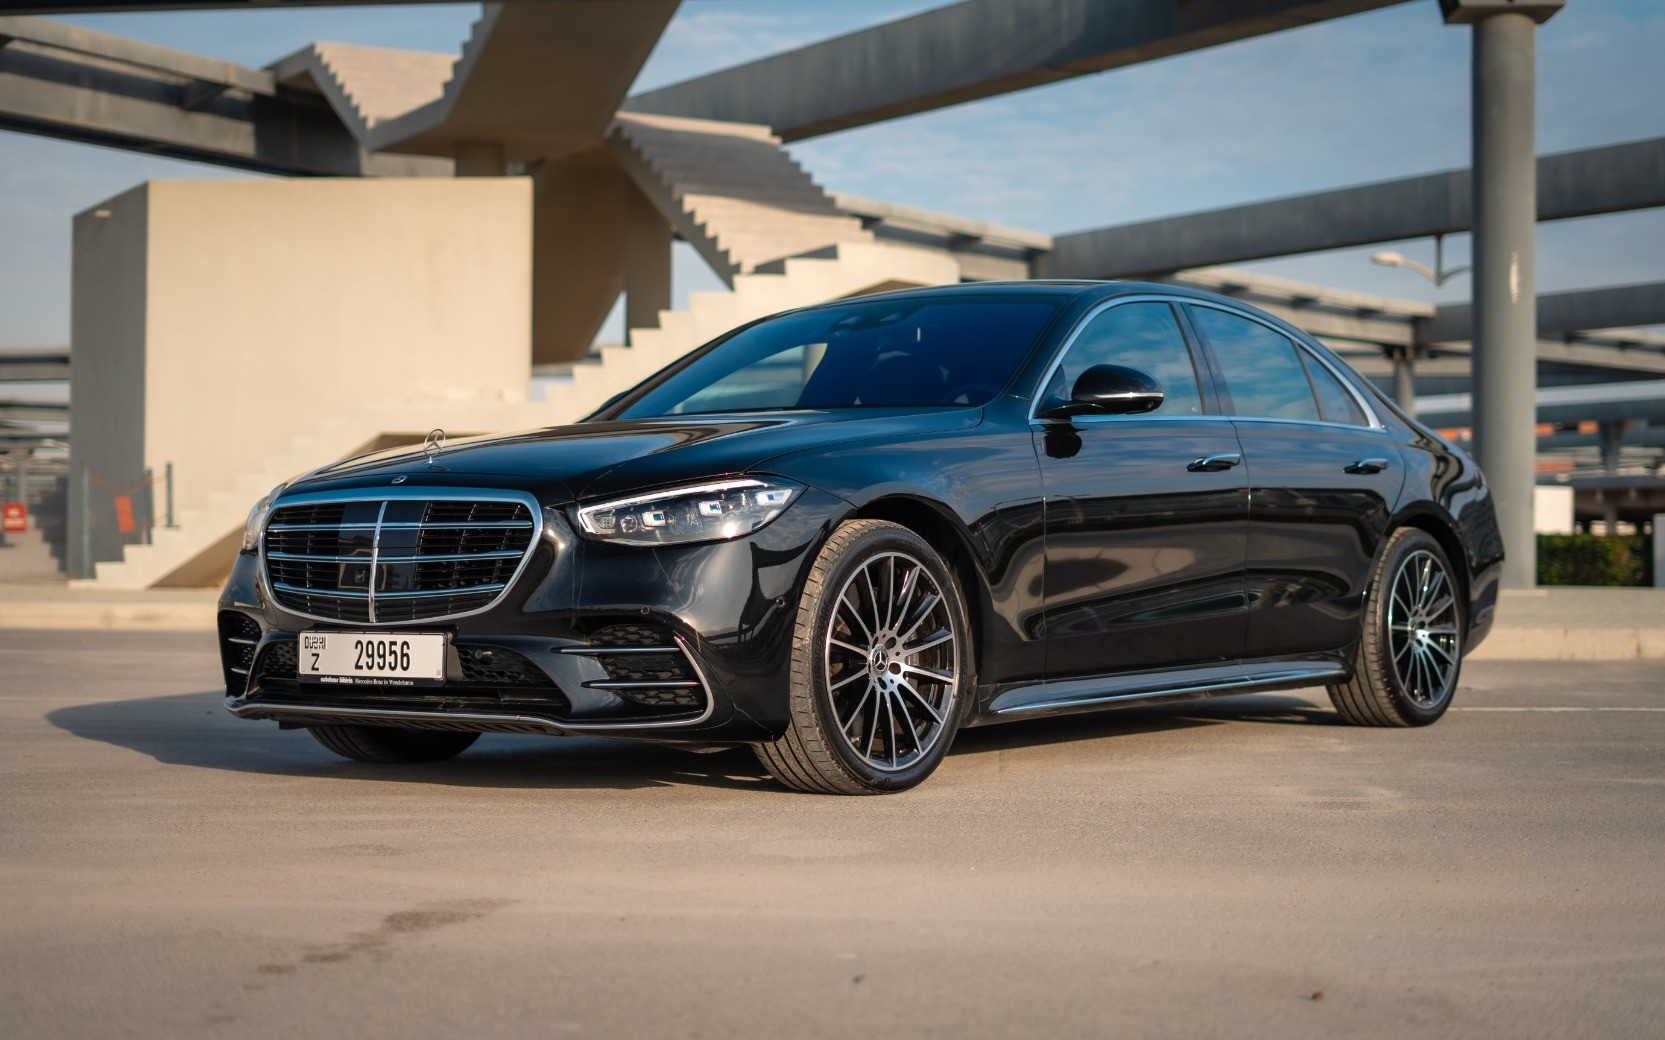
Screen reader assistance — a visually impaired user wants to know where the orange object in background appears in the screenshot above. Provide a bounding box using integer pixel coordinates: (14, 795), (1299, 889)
(2, 502), (25, 533)
(114, 495), (134, 534)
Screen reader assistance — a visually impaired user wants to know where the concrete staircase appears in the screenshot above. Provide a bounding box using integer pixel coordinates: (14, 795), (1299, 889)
(609, 112), (874, 282)
(270, 41), (455, 140)
(564, 240), (962, 398)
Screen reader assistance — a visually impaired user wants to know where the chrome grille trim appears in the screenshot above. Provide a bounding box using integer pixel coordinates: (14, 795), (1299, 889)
(260, 487), (543, 627)
(367, 501), (388, 624)
(265, 520), (533, 531)
(267, 549), (525, 563)
(271, 581), (510, 601)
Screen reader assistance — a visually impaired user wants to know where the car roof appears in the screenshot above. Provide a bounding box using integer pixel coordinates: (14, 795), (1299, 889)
(817, 279), (1226, 306)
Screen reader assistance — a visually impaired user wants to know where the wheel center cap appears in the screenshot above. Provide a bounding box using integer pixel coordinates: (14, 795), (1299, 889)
(869, 645), (888, 674)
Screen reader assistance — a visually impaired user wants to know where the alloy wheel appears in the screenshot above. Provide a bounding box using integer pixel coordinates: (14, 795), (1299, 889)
(1385, 548), (1460, 707)
(823, 551), (959, 773)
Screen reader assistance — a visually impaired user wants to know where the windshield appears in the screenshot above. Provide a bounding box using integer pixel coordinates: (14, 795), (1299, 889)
(615, 295), (1064, 419)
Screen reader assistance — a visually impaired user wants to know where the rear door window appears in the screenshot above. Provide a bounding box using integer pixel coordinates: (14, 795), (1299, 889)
(1191, 307), (1320, 422)
(1300, 351), (1370, 426)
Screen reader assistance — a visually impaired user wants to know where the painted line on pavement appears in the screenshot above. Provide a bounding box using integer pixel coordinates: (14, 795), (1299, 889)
(1452, 706), (1665, 712)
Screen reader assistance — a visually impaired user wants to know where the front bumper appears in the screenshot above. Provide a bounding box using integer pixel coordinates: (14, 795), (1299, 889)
(219, 488), (848, 742)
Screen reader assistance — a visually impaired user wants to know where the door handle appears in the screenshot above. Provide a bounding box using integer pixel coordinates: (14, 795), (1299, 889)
(1187, 452), (1242, 473)
(1345, 458), (1390, 474)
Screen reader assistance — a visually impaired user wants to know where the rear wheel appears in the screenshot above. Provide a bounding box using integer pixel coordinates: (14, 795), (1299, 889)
(308, 725), (480, 763)
(1328, 528), (1463, 727)
(754, 519), (972, 794)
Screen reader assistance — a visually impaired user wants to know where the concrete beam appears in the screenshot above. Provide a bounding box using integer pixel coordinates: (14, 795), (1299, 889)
(0, 16), (444, 175)
(1539, 427), (1665, 451)
(0, 16), (274, 92)
(0, 399), (69, 422)
(626, 0), (1410, 141)
(0, 350), (69, 381)
(0, 430), (67, 443)
(1424, 281), (1665, 344)
(0, 1), (466, 10)
(1416, 380), (1665, 428)
(371, 2), (678, 163)
(1417, 339), (1665, 376)
(1043, 136), (1665, 278)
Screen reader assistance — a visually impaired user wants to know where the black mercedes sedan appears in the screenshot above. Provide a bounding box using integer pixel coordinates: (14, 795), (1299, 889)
(219, 281), (1502, 794)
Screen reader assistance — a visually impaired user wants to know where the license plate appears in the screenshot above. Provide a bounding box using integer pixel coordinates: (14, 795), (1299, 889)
(297, 632), (446, 687)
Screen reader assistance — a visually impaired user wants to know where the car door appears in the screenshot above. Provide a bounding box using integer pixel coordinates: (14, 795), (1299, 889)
(1186, 303), (1405, 657)
(1033, 298), (1249, 679)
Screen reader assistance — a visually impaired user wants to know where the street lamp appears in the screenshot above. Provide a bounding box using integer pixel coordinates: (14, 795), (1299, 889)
(1370, 234), (1471, 287)
(1369, 236), (1473, 418)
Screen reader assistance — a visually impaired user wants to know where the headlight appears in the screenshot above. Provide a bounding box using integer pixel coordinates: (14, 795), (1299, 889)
(573, 478), (802, 546)
(239, 484), (286, 554)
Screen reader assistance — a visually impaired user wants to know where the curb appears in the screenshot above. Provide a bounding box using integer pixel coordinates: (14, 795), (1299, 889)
(1467, 627), (1665, 662)
(0, 602), (216, 632)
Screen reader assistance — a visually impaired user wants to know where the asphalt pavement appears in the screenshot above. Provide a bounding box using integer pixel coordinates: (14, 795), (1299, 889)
(1, 629), (1661, 1039)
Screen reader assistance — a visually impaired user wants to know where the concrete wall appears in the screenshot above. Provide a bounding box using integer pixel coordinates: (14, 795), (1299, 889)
(69, 177), (533, 577)
(142, 178), (532, 495)
(69, 183), (151, 577)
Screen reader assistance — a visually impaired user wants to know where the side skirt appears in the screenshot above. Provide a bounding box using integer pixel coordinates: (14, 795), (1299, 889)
(975, 657), (1351, 724)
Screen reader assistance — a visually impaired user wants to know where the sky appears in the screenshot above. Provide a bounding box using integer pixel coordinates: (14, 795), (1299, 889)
(1, 0), (1662, 350)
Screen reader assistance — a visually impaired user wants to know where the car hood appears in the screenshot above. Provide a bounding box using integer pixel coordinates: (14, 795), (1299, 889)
(282, 408), (982, 504)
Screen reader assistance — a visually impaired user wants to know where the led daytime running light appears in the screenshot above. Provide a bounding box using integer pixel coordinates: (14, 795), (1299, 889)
(574, 478), (801, 546)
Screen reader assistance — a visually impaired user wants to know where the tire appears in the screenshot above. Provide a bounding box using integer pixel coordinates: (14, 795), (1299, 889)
(1328, 527), (1463, 727)
(754, 519), (974, 794)
(308, 725), (480, 763)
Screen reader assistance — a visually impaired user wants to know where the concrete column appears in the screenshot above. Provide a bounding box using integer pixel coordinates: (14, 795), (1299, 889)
(531, 147), (631, 365)
(16, 451), (28, 507)
(1599, 420), (1627, 535)
(624, 186), (672, 344)
(1392, 348), (1417, 417)
(1654, 515), (1664, 587)
(1446, 0), (1562, 590)
(0, 451), (10, 549)
(1598, 420), (1626, 474)
(454, 141), (507, 177)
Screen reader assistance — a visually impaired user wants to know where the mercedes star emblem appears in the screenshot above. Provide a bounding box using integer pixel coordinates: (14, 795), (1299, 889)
(423, 428), (446, 466)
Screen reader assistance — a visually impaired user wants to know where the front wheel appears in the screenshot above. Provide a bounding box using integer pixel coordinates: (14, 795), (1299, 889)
(308, 725), (480, 763)
(1328, 528), (1463, 727)
(754, 519), (973, 794)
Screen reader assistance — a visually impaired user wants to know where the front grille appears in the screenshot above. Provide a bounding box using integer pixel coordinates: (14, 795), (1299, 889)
(262, 494), (538, 624)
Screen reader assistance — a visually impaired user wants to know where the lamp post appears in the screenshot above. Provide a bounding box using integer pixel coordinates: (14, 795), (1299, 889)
(1368, 236), (1472, 417)
(1370, 234), (1471, 288)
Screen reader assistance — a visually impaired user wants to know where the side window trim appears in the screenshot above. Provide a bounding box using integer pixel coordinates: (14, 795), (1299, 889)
(1183, 300), (1383, 431)
(1027, 295), (1222, 423)
(1174, 301), (1232, 417)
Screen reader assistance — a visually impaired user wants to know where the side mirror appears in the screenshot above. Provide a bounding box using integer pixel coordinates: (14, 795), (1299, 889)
(1038, 364), (1164, 420)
